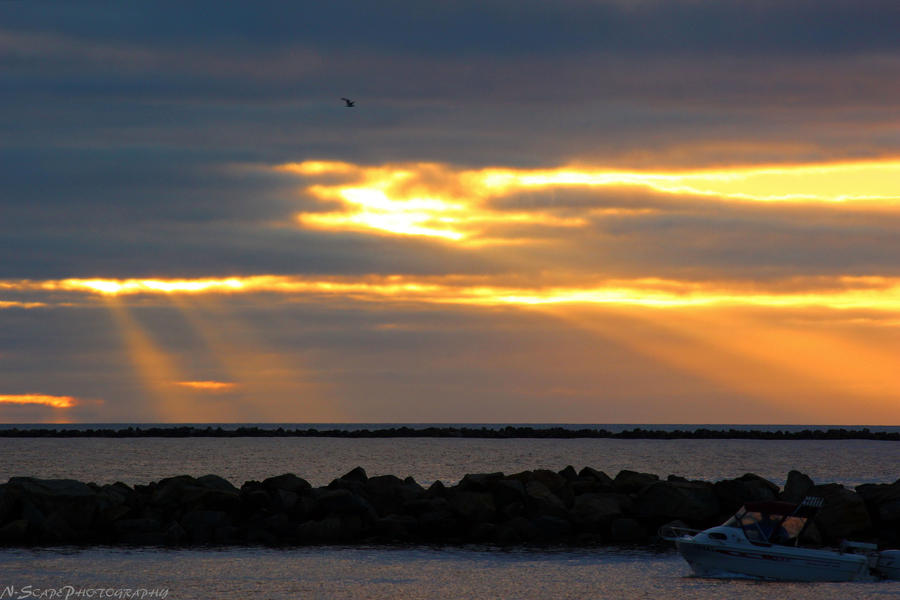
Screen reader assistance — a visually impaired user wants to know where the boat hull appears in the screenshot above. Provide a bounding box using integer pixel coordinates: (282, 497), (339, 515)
(676, 538), (870, 582)
(875, 550), (900, 580)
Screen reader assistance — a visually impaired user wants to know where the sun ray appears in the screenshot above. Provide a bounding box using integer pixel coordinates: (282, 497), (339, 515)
(172, 296), (344, 422)
(539, 303), (900, 424)
(102, 297), (199, 421)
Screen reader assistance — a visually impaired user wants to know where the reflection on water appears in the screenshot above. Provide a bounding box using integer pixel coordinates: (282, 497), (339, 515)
(0, 546), (896, 600)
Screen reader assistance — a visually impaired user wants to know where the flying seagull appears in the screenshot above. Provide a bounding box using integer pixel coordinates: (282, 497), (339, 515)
(341, 97), (356, 107)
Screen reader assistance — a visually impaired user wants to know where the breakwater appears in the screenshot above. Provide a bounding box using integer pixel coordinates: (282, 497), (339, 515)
(1, 467), (898, 548)
(0, 426), (897, 440)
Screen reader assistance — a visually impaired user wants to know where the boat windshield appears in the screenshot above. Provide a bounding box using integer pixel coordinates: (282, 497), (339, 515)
(724, 506), (807, 545)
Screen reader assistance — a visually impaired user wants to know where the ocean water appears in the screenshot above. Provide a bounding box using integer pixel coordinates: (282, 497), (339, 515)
(0, 436), (897, 488)
(1, 428), (897, 598)
(0, 546), (897, 600)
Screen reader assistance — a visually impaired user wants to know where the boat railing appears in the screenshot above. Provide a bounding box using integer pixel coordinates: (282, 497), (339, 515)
(658, 524), (702, 541)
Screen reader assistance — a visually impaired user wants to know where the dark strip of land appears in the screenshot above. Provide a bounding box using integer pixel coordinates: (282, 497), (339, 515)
(0, 426), (896, 440)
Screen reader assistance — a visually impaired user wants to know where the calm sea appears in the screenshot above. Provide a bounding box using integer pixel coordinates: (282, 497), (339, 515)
(1, 424), (897, 599)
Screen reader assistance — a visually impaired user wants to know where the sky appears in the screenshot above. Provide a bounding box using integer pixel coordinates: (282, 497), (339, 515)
(2, 1), (900, 424)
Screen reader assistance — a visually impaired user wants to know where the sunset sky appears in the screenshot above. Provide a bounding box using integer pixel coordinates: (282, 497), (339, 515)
(2, 1), (900, 424)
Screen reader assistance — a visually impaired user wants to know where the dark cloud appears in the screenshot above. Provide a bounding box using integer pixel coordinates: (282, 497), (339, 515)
(4, 1), (899, 57)
(2, 2), (898, 170)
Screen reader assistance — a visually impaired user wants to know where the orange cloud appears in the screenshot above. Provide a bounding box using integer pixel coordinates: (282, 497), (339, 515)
(6, 274), (900, 312)
(175, 380), (238, 392)
(0, 394), (77, 408)
(276, 158), (900, 242)
(0, 301), (47, 309)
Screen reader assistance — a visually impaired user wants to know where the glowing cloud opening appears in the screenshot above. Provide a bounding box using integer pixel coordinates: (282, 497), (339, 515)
(0, 394), (77, 408)
(7, 275), (900, 312)
(175, 380), (239, 392)
(278, 158), (900, 242)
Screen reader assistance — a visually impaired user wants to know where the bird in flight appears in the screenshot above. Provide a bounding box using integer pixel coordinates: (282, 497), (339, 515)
(341, 97), (356, 107)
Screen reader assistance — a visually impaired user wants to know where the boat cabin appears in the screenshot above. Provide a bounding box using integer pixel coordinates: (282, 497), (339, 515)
(720, 500), (815, 546)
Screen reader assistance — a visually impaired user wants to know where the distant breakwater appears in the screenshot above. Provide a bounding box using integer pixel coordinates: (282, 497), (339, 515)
(1, 426), (898, 440)
(1, 467), (898, 548)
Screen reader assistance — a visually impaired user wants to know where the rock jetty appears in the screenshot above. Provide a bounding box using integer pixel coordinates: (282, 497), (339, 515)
(0, 468), (897, 548)
(0, 426), (896, 440)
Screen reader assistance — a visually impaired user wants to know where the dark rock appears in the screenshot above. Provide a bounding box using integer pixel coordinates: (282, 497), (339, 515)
(163, 521), (187, 546)
(152, 476), (198, 507)
(214, 524), (242, 544)
(41, 511), (77, 543)
(499, 501), (527, 521)
(196, 474), (239, 494)
(524, 480), (567, 518)
(782, 470), (815, 503)
(245, 525), (278, 545)
(458, 472), (504, 492)
(636, 480), (719, 524)
(113, 518), (162, 535)
(531, 469), (567, 495)
(366, 474), (403, 492)
(340, 466), (368, 483)
(610, 517), (647, 543)
(427, 480), (448, 498)
(800, 519), (824, 546)
(570, 478), (609, 496)
(274, 489), (299, 512)
(6, 478), (99, 532)
(298, 516), (343, 542)
(261, 512), (297, 542)
(180, 510), (230, 543)
(241, 488), (272, 511)
(558, 466), (578, 482)
(20, 501), (45, 532)
(327, 477), (367, 496)
(149, 475), (240, 514)
(402, 497), (447, 517)
(490, 479), (527, 507)
(340, 514), (367, 539)
(571, 493), (629, 528)
(812, 484), (872, 543)
(468, 522), (497, 542)
(0, 485), (13, 524)
(449, 491), (495, 522)
(578, 467), (615, 488)
(366, 475), (425, 516)
(0, 519), (28, 544)
(119, 531), (166, 545)
(314, 489), (376, 521)
(856, 479), (900, 523)
(496, 516), (538, 543)
(6, 477), (95, 500)
(98, 481), (135, 503)
(533, 515), (572, 540)
(507, 470), (534, 484)
(417, 508), (459, 539)
(714, 474), (779, 515)
(374, 514), (418, 540)
(262, 473), (311, 494)
(614, 470), (659, 493)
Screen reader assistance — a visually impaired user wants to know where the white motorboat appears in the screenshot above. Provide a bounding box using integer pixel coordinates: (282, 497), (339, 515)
(662, 497), (899, 582)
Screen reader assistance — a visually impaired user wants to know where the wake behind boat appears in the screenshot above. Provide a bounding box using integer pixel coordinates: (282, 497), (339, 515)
(662, 497), (900, 582)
